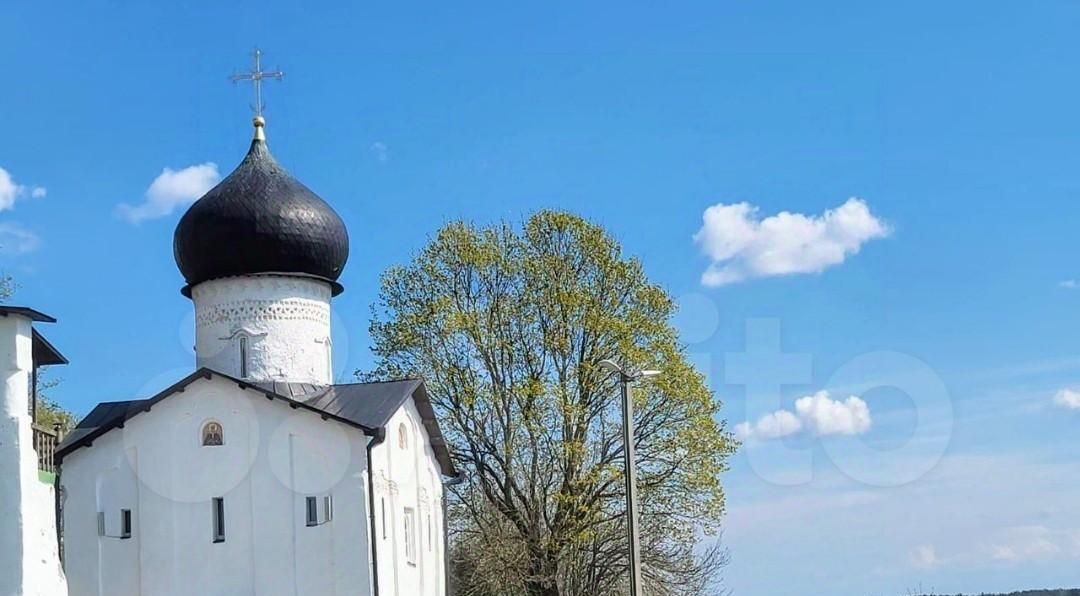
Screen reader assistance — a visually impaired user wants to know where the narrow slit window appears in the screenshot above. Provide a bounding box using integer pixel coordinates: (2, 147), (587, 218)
(120, 509), (132, 539)
(325, 341), (333, 381)
(427, 514), (432, 551)
(212, 498), (225, 543)
(404, 507), (417, 565)
(306, 497), (318, 527)
(381, 498), (387, 539)
(239, 336), (249, 379)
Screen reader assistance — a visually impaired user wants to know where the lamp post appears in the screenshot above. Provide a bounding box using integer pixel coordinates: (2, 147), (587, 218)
(599, 359), (660, 596)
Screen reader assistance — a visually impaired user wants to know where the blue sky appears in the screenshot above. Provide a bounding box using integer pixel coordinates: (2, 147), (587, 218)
(3, 1), (1080, 594)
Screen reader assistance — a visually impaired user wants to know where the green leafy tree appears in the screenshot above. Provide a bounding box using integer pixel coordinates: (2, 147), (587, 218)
(367, 211), (737, 596)
(34, 370), (77, 435)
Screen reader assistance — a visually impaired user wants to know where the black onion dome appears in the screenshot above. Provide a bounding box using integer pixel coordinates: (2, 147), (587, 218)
(174, 127), (349, 297)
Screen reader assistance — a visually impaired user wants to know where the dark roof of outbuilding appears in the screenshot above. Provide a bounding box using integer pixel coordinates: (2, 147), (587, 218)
(173, 128), (349, 297)
(0, 306), (67, 366)
(33, 329), (68, 366)
(57, 368), (455, 476)
(0, 306), (56, 323)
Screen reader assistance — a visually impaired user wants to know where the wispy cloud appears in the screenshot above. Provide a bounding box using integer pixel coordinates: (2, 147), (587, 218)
(694, 197), (890, 287)
(735, 390), (872, 441)
(907, 526), (1080, 570)
(985, 525), (1074, 563)
(370, 141), (389, 163)
(909, 544), (941, 569)
(1053, 388), (1080, 410)
(726, 452), (1080, 593)
(0, 166), (46, 212)
(116, 163), (219, 224)
(1059, 279), (1078, 289)
(0, 222), (42, 255)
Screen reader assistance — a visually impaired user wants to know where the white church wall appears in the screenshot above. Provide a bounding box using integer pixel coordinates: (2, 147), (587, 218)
(0, 312), (67, 596)
(369, 397), (446, 596)
(191, 276), (334, 385)
(61, 375), (373, 596)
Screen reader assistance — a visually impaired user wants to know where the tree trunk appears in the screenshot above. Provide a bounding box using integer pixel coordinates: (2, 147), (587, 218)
(524, 551), (560, 596)
(524, 581), (560, 596)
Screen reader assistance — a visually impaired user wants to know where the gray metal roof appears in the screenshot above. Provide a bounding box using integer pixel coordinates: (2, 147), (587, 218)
(58, 369), (455, 476)
(298, 379), (424, 429)
(58, 399), (147, 453)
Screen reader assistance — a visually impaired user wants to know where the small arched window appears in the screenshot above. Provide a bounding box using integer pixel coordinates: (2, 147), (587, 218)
(315, 337), (333, 381)
(398, 422), (409, 450)
(202, 422), (224, 447)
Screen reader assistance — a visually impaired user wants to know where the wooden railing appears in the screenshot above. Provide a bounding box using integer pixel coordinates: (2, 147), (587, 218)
(33, 423), (60, 474)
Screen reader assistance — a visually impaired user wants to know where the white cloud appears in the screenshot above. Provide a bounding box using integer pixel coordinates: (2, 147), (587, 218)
(116, 163), (219, 224)
(1059, 280), (1078, 289)
(1053, 388), (1080, 410)
(794, 391), (872, 436)
(0, 166), (46, 212)
(370, 141), (389, 163)
(738, 390), (872, 441)
(0, 222), (42, 255)
(909, 544), (940, 569)
(736, 410), (802, 440)
(693, 197), (890, 286)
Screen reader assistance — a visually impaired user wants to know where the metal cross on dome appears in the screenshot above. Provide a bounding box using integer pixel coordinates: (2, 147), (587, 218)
(229, 48), (285, 118)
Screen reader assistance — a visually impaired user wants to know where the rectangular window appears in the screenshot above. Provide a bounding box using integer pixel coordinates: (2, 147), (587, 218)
(239, 337), (249, 378)
(212, 497), (225, 543)
(120, 509), (132, 539)
(97, 510), (132, 539)
(404, 507), (417, 565)
(306, 495), (334, 527)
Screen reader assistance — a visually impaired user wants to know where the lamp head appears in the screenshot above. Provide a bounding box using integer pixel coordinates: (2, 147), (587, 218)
(598, 359), (622, 374)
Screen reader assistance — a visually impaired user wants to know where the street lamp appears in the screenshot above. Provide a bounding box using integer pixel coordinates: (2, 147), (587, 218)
(598, 359), (661, 596)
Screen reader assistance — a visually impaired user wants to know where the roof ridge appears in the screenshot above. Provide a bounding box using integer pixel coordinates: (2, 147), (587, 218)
(332, 377), (422, 387)
(94, 399), (147, 406)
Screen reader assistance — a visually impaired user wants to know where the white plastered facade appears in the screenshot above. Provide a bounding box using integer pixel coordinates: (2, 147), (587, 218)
(0, 313), (68, 596)
(60, 374), (449, 596)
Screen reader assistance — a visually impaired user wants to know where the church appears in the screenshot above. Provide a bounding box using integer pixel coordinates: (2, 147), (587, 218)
(22, 111), (458, 595)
